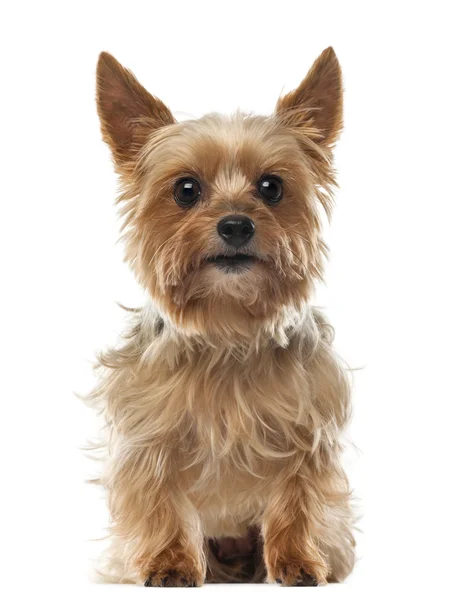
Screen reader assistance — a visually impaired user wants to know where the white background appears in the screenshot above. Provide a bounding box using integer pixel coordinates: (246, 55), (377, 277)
(1, 1), (458, 598)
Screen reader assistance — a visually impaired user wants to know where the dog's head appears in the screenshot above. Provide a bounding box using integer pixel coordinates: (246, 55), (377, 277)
(96, 48), (343, 338)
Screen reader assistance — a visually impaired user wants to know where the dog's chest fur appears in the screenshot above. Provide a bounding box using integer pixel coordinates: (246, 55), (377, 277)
(98, 307), (345, 537)
(159, 333), (316, 535)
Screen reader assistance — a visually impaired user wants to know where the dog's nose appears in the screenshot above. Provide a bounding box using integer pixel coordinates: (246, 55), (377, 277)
(217, 215), (255, 248)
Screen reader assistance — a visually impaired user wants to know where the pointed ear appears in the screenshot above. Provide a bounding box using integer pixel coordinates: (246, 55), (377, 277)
(276, 47), (343, 147)
(96, 52), (175, 171)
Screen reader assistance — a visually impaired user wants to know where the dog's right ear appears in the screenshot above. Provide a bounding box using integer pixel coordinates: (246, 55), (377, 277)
(96, 52), (175, 173)
(276, 47), (343, 148)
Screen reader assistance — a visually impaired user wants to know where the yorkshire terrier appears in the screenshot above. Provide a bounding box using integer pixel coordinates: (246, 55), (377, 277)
(87, 47), (355, 587)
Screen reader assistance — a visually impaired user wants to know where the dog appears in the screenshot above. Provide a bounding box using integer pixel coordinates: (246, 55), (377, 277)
(87, 46), (355, 587)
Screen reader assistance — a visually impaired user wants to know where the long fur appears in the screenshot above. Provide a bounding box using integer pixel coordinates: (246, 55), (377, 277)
(86, 47), (356, 586)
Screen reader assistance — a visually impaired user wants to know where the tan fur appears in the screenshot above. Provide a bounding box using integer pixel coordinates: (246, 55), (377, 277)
(87, 47), (355, 586)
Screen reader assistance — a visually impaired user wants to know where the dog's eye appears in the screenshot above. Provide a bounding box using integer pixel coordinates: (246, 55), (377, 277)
(257, 175), (283, 204)
(174, 178), (201, 207)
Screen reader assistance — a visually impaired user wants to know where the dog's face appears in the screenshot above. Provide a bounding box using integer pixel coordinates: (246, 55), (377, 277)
(96, 49), (342, 337)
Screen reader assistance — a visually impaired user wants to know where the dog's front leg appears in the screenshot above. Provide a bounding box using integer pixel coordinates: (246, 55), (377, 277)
(262, 474), (329, 586)
(107, 450), (205, 587)
(138, 492), (205, 588)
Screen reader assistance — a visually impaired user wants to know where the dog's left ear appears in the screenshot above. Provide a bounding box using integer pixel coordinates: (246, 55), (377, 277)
(276, 47), (343, 147)
(96, 52), (175, 174)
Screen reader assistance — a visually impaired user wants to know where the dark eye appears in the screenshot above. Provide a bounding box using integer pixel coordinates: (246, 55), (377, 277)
(174, 178), (201, 207)
(257, 175), (283, 204)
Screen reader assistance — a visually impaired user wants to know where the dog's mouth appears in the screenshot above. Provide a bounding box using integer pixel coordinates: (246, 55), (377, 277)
(206, 253), (256, 272)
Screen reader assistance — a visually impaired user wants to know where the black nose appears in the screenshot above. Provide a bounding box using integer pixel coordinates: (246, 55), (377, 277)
(217, 215), (255, 248)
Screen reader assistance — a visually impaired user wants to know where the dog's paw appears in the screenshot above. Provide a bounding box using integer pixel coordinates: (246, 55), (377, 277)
(272, 562), (325, 587)
(144, 569), (199, 587)
(139, 545), (205, 587)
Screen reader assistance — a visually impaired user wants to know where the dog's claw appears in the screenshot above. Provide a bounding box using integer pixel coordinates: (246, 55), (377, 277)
(293, 569), (317, 586)
(144, 570), (198, 587)
(275, 568), (318, 586)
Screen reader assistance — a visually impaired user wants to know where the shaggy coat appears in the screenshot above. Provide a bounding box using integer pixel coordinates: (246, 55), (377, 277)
(87, 47), (355, 587)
